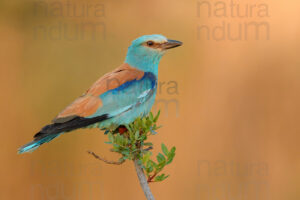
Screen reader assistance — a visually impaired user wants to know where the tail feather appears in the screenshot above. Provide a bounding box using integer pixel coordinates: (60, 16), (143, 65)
(18, 133), (60, 154)
(18, 114), (109, 154)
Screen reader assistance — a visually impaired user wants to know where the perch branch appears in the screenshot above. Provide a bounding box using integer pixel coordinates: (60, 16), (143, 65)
(87, 150), (125, 165)
(133, 158), (155, 200)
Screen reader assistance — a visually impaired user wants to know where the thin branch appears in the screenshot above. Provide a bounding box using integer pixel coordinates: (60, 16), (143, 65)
(144, 146), (153, 151)
(133, 159), (155, 200)
(87, 150), (125, 165)
(147, 172), (158, 183)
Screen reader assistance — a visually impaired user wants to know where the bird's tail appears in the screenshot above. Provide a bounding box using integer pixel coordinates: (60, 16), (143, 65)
(18, 114), (109, 154)
(18, 133), (61, 154)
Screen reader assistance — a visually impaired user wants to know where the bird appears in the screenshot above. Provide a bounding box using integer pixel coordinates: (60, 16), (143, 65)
(18, 34), (182, 154)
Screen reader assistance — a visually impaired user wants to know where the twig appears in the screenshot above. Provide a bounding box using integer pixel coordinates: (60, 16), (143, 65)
(147, 172), (158, 183)
(87, 150), (125, 165)
(144, 146), (153, 151)
(133, 158), (155, 200)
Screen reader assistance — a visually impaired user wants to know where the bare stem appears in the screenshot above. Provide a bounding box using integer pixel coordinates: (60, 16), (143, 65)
(133, 159), (155, 200)
(87, 150), (125, 165)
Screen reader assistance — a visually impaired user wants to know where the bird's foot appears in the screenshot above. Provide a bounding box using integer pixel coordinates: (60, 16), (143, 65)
(117, 125), (127, 134)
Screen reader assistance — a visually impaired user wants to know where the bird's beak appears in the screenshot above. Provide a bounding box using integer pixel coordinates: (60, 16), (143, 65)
(161, 39), (183, 50)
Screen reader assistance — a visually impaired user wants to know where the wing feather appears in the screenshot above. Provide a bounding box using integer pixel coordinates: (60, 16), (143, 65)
(53, 63), (144, 123)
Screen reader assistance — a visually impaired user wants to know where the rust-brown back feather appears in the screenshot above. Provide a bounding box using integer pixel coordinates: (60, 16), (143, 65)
(53, 63), (144, 123)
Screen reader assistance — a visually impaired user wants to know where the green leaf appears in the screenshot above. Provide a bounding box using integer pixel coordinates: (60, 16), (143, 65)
(125, 124), (132, 133)
(157, 161), (166, 170)
(170, 147), (176, 154)
(155, 125), (162, 130)
(148, 160), (158, 168)
(154, 110), (160, 122)
(121, 150), (130, 156)
(108, 133), (114, 143)
(140, 134), (147, 141)
(112, 144), (120, 151)
(115, 134), (121, 145)
(149, 112), (154, 121)
(123, 138), (128, 146)
(154, 174), (169, 182)
(135, 130), (140, 140)
(156, 153), (166, 163)
(161, 143), (169, 156)
(144, 142), (153, 146)
(147, 165), (154, 173)
(166, 158), (174, 165)
(142, 152), (151, 164)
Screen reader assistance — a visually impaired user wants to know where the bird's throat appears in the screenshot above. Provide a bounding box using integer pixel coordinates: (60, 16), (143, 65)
(125, 50), (162, 76)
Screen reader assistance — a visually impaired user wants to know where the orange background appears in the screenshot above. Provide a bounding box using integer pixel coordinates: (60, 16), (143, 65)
(1, 0), (299, 199)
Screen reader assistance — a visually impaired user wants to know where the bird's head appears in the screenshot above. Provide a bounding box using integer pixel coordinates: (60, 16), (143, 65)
(125, 34), (182, 73)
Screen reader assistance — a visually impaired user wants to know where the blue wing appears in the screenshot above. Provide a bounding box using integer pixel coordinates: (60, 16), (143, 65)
(87, 72), (157, 128)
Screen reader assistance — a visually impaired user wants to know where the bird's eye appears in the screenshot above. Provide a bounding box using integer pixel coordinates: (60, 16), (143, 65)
(146, 41), (154, 46)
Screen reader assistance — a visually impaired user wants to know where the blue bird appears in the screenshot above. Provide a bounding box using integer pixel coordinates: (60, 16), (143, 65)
(18, 34), (182, 154)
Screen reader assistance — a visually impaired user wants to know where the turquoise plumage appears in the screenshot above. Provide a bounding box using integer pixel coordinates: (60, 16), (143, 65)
(18, 34), (182, 154)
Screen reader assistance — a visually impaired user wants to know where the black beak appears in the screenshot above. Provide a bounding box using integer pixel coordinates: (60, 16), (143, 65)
(162, 39), (183, 50)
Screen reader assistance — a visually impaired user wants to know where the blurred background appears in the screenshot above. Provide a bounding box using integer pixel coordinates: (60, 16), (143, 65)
(0, 0), (299, 199)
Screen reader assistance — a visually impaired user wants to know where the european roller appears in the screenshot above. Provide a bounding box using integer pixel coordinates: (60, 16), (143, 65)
(18, 34), (182, 154)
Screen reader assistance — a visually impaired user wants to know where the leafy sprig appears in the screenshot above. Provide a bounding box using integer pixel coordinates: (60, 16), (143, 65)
(104, 111), (176, 183)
